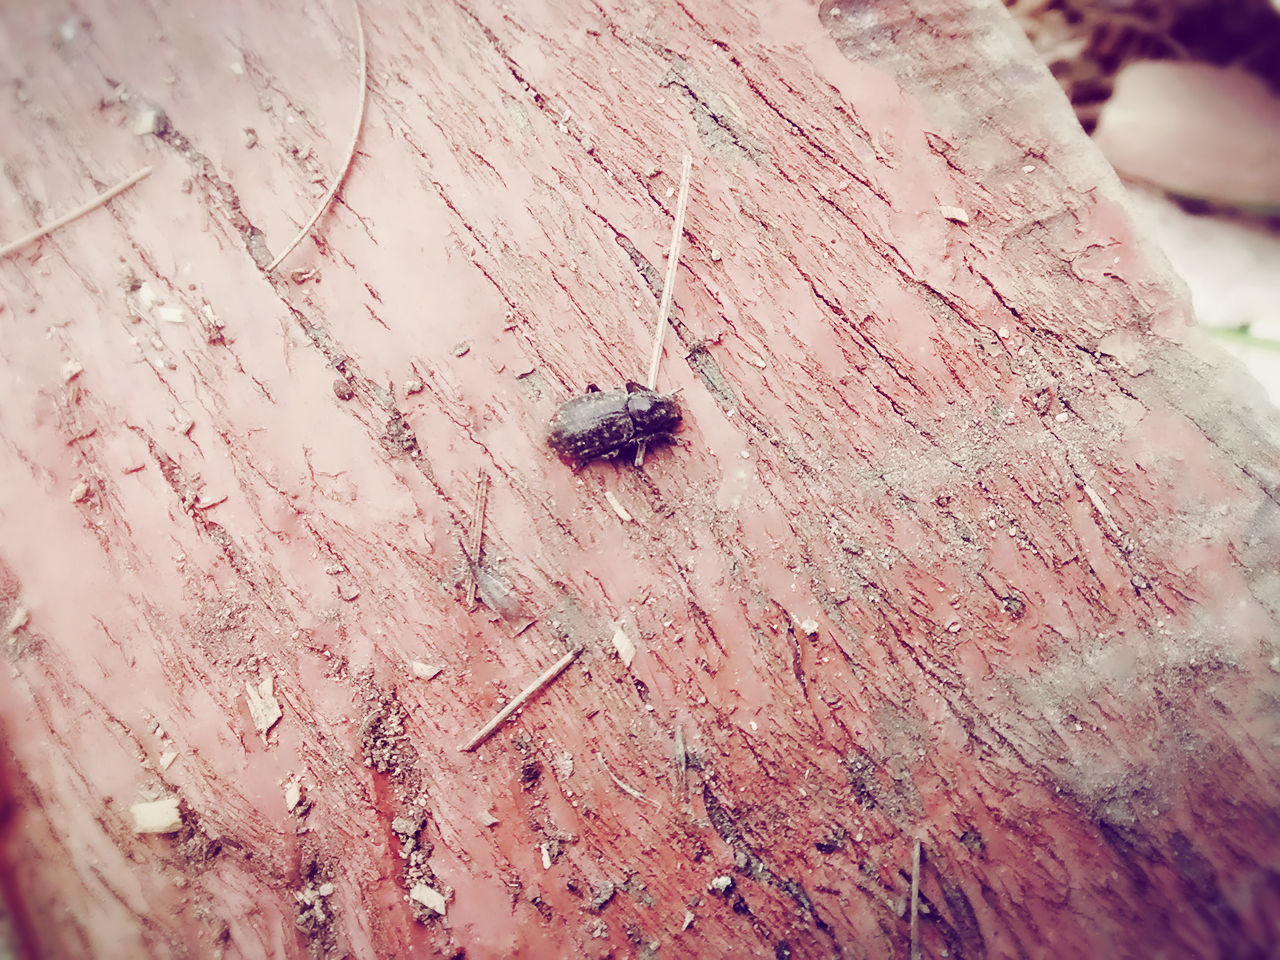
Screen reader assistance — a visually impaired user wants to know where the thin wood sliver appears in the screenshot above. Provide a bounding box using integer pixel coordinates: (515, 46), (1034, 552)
(635, 153), (693, 467)
(0, 166), (152, 260)
(458, 646), (583, 752)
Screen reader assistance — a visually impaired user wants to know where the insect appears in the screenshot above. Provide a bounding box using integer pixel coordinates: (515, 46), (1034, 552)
(547, 382), (682, 469)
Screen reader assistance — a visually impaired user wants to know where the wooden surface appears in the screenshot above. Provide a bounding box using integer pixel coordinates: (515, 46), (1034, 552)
(2, 0), (1279, 957)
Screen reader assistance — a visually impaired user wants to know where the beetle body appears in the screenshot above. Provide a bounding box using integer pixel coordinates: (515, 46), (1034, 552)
(548, 382), (682, 468)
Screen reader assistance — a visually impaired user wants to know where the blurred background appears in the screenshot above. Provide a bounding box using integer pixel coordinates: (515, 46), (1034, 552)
(1009, 0), (1280, 403)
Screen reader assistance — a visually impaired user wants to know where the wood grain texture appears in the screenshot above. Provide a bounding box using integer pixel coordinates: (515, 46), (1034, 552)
(2, 0), (1278, 957)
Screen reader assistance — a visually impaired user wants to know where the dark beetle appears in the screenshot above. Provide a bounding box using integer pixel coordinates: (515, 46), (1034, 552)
(548, 382), (682, 468)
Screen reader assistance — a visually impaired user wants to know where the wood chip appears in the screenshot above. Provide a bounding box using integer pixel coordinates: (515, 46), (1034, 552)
(409, 883), (447, 915)
(131, 796), (182, 834)
(245, 676), (282, 739)
(155, 305), (188, 324)
(5, 606), (29, 636)
(939, 205), (969, 223)
(603, 489), (633, 522)
(610, 624), (636, 668)
(411, 661), (442, 681)
(132, 105), (164, 136)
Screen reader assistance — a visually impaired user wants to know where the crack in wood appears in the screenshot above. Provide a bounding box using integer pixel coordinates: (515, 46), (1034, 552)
(701, 782), (841, 953)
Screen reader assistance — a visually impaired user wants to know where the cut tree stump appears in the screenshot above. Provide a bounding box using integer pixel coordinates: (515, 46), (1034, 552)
(2, 0), (1279, 957)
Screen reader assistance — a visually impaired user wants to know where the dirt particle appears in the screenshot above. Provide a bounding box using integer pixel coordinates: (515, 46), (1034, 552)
(405, 376), (425, 396)
(69, 478), (91, 503)
(395, 800), (446, 922)
(380, 413), (420, 458)
(959, 828), (985, 854)
(520, 757), (543, 788)
(358, 691), (419, 783)
(1002, 594), (1027, 620)
(175, 821), (222, 866)
(530, 894), (553, 919)
(294, 859), (339, 957)
(586, 881), (616, 912)
(333, 379), (354, 401)
(815, 828), (846, 854)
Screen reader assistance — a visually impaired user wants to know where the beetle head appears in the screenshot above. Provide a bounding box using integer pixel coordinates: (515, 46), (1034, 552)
(625, 389), (682, 434)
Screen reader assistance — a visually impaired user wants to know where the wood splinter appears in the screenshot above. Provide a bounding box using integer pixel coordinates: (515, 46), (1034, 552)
(458, 646), (582, 752)
(599, 755), (661, 809)
(910, 837), (922, 960)
(465, 471), (489, 609)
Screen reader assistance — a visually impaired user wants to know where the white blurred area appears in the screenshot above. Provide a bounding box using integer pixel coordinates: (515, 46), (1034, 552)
(1092, 59), (1280, 407)
(1123, 185), (1280, 406)
(1009, 2), (1280, 407)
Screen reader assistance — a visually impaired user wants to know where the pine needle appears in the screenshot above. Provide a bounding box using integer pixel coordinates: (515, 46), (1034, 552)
(266, 0), (367, 273)
(635, 153), (693, 467)
(0, 166), (152, 260)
